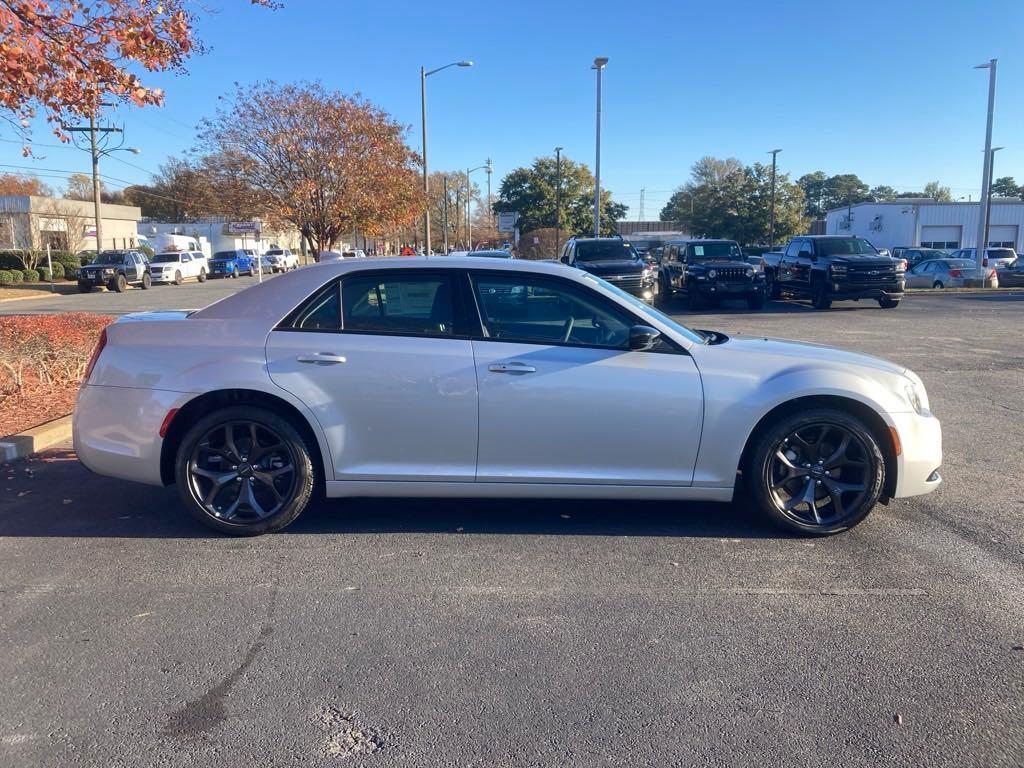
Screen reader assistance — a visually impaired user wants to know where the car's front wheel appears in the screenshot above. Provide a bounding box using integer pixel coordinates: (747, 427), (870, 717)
(198, 269), (207, 283)
(141, 273), (151, 290)
(878, 296), (900, 309)
(112, 274), (127, 292)
(174, 406), (316, 535)
(747, 292), (765, 310)
(78, 281), (92, 293)
(746, 408), (885, 535)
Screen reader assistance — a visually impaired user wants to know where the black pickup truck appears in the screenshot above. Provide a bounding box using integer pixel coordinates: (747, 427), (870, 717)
(761, 236), (905, 309)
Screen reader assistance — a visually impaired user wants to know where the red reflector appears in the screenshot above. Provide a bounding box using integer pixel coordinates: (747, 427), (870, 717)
(159, 408), (179, 438)
(82, 328), (107, 385)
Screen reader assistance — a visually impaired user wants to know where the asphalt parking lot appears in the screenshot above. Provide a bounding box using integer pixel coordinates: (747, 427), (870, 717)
(1, 286), (1022, 767)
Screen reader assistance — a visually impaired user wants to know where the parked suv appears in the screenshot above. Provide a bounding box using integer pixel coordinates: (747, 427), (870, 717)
(949, 247), (1017, 270)
(263, 248), (299, 272)
(762, 236), (905, 310)
(657, 239), (765, 310)
(559, 236), (656, 302)
(77, 249), (151, 293)
(209, 250), (255, 278)
(149, 250), (208, 285)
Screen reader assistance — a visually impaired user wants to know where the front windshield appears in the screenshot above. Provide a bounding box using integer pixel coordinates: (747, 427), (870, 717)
(581, 273), (706, 345)
(688, 242), (742, 260)
(817, 238), (879, 256)
(266, 250), (284, 255)
(472, 251), (512, 258)
(575, 240), (639, 262)
(212, 251), (236, 259)
(93, 252), (127, 265)
(152, 253), (181, 263)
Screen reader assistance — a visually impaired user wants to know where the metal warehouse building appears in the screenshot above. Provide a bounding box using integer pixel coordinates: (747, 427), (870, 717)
(824, 198), (1024, 252)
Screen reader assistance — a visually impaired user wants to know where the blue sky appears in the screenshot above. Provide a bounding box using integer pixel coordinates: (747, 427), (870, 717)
(3, 0), (1022, 218)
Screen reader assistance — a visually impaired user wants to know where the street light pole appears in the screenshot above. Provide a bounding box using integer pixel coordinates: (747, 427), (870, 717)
(984, 146), (1005, 256)
(486, 157), (493, 230)
(974, 59), (997, 269)
(768, 148), (782, 246)
(466, 163), (488, 250)
(420, 60), (473, 255)
(554, 146), (563, 258)
(593, 57), (608, 237)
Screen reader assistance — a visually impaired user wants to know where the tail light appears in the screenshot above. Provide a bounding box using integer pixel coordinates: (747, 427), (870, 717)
(948, 269), (961, 278)
(82, 328), (108, 385)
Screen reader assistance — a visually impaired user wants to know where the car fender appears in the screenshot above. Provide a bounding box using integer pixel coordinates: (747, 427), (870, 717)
(691, 361), (904, 488)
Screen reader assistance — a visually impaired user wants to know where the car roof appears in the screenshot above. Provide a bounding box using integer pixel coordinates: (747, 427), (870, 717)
(194, 256), (577, 324)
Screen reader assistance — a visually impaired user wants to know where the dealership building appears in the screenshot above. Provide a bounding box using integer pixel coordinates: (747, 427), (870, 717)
(824, 198), (1024, 252)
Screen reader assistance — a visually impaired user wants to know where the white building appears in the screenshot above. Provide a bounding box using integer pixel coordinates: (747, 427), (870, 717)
(824, 199), (1024, 252)
(138, 219), (302, 257)
(0, 195), (142, 252)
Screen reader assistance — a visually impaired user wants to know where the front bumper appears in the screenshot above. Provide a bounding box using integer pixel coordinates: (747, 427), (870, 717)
(74, 384), (190, 487)
(78, 271), (117, 286)
(830, 280), (905, 300)
(150, 271), (177, 283)
(693, 281), (764, 296)
(890, 409), (942, 498)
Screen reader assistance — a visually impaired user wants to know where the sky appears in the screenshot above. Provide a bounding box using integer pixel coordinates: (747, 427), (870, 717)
(3, 0), (1023, 219)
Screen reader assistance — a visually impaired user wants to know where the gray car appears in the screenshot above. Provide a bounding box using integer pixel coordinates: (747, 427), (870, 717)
(905, 258), (998, 289)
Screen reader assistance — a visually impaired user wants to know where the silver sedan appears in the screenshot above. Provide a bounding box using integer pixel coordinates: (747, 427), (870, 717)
(905, 258), (999, 289)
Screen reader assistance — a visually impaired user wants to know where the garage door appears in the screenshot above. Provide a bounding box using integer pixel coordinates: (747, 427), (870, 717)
(988, 225), (1018, 249)
(920, 226), (961, 250)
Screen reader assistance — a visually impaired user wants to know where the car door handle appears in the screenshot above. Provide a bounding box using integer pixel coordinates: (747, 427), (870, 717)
(488, 362), (536, 374)
(296, 353), (347, 365)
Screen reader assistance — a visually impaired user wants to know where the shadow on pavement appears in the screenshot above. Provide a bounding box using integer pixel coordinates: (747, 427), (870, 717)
(0, 450), (784, 540)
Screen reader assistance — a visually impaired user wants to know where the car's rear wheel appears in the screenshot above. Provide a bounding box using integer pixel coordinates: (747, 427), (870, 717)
(933, 280), (944, 289)
(747, 408), (884, 535)
(174, 406), (315, 535)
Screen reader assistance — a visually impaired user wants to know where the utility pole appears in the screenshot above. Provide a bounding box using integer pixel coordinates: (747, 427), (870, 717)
(638, 187), (645, 222)
(974, 59), (997, 267)
(768, 148), (782, 246)
(442, 175), (450, 254)
(65, 113), (125, 254)
(593, 57), (608, 237)
(486, 158), (493, 230)
(554, 147), (563, 258)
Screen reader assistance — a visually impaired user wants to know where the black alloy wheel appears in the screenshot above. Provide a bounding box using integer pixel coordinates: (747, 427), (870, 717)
(748, 409), (884, 535)
(175, 406), (315, 535)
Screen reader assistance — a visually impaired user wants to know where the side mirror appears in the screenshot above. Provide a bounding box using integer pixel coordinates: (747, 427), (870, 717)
(629, 325), (661, 351)
(560, 254), (571, 264)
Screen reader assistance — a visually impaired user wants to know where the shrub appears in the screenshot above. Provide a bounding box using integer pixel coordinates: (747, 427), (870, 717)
(37, 268), (52, 282)
(22, 269), (39, 283)
(9, 270), (22, 283)
(50, 262), (65, 280)
(0, 313), (115, 396)
(0, 270), (13, 285)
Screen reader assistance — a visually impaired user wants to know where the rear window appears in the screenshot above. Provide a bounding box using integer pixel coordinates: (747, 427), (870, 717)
(342, 274), (456, 337)
(947, 259), (977, 268)
(988, 249), (1015, 259)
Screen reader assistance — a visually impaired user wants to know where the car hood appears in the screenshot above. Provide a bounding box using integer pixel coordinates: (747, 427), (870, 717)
(717, 335), (907, 377)
(578, 259), (645, 275)
(688, 259), (750, 269)
(209, 258), (237, 265)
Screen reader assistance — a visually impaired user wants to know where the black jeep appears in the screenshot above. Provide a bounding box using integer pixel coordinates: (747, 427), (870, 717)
(657, 239), (766, 310)
(77, 250), (151, 293)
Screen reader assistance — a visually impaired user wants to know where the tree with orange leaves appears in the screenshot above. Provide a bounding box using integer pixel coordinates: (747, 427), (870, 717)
(198, 81), (425, 255)
(0, 172), (51, 196)
(0, 0), (276, 147)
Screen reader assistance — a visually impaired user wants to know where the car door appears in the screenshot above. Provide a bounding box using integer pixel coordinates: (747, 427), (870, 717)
(778, 240), (801, 289)
(468, 270), (703, 486)
(905, 261), (931, 288)
(266, 269), (478, 482)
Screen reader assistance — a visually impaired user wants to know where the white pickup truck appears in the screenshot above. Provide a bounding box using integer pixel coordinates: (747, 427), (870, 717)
(149, 251), (209, 285)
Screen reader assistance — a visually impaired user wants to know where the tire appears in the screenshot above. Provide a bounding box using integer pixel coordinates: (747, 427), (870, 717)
(878, 296), (901, 309)
(811, 281), (832, 310)
(655, 274), (673, 308)
(933, 281), (944, 289)
(198, 269), (207, 283)
(747, 292), (766, 310)
(113, 274), (127, 293)
(174, 405), (316, 536)
(232, 267), (239, 279)
(141, 273), (151, 290)
(78, 281), (92, 293)
(686, 290), (703, 311)
(766, 270), (780, 299)
(746, 407), (885, 536)
(174, 270), (182, 286)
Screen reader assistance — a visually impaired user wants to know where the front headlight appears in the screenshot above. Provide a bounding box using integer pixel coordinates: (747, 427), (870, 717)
(102, 268), (114, 275)
(904, 381), (924, 414)
(830, 264), (847, 277)
(708, 269), (717, 279)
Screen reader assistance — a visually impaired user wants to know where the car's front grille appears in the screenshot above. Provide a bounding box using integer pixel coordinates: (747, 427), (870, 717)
(848, 264), (898, 282)
(710, 267), (749, 282)
(602, 274), (643, 292)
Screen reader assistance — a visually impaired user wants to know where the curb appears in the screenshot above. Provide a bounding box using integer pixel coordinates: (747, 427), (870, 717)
(0, 414), (73, 462)
(0, 291), (64, 304)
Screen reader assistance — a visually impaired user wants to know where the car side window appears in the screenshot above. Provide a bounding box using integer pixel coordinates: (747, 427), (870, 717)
(798, 242), (814, 258)
(784, 240), (801, 259)
(471, 274), (634, 350)
(293, 284), (341, 330)
(342, 273), (456, 337)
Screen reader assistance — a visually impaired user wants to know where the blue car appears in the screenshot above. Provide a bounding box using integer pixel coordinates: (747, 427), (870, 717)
(208, 249), (255, 278)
